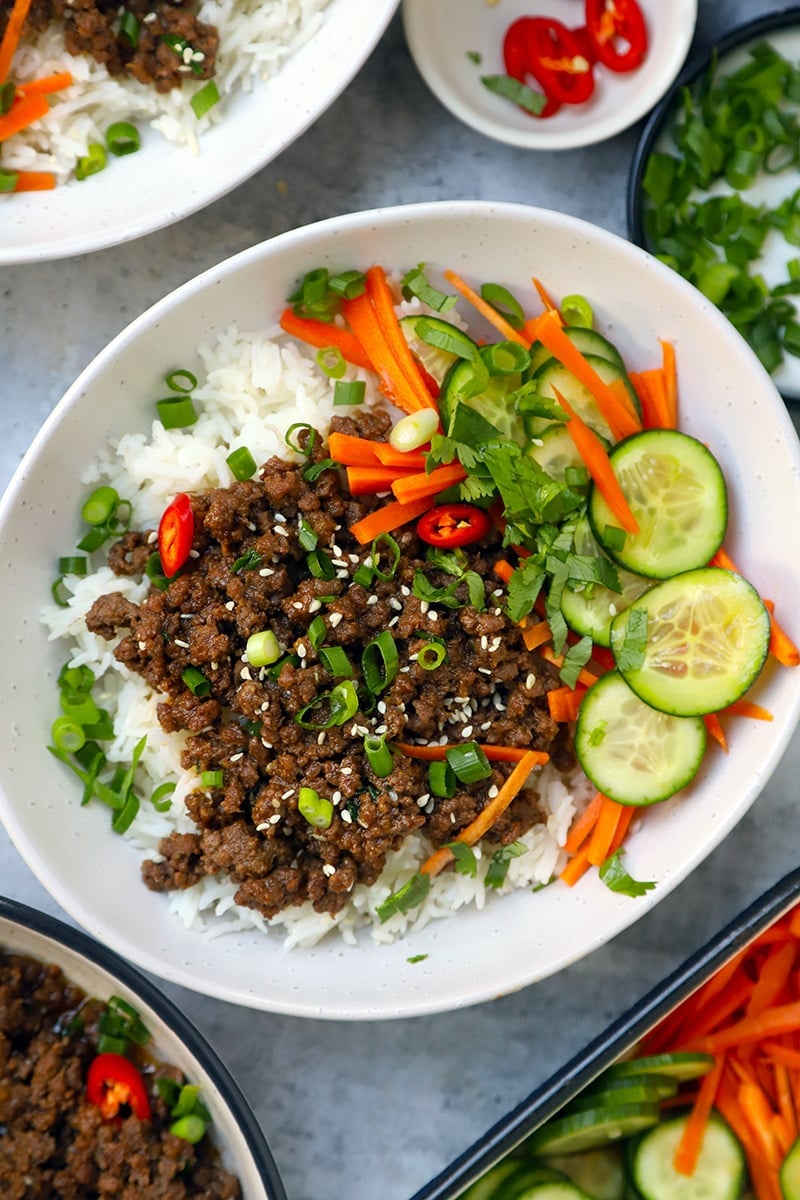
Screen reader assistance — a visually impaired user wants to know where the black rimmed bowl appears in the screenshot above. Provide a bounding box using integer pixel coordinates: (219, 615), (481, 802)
(0, 895), (286, 1200)
(409, 866), (800, 1200)
(627, 7), (800, 406)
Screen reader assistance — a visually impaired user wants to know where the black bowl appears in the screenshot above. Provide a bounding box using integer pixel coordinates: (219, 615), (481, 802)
(627, 7), (800, 407)
(409, 866), (800, 1200)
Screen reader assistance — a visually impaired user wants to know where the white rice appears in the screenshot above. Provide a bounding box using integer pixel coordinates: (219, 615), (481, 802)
(42, 314), (593, 948)
(3, 0), (331, 179)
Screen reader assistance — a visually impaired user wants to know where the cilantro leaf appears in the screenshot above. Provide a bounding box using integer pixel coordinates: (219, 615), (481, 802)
(559, 635), (593, 689)
(614, 608), (649, 672)
(407, 953), (429, 963)
(427, 546), (467, 575)
(599, 849), (656, 899)
(506, 558), (546, 623)
(512, 384), (568, 423)
(412, 571), (463, 610)
(449, 401), (501, 447)
(445, 841), (478, 877)
(485, 840), (527, 888)
(459, 474), (496, 503)
(376, 872), (431, 922)
(464, 570), (486, 612)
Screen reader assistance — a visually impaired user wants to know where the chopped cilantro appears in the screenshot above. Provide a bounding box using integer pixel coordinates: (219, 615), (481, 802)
(377, 872), (431, 922)
(559, 635), (593, 689)
(615, 608), (649, 672)
(407, 953), (429, 963)
(485, 840), (527, 888)
(231, 548), (263, 573)
(599, 849), (656, 898)
(466, 50), (481, 65)
(445, 841), (478, 877)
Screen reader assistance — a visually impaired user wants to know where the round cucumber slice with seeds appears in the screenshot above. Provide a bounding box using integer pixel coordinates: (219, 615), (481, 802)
(399, 313), (475, 385)
(588, 430), (728, 580)
(578, 1074), (680, 1107)
(609, 568), (771, 717)
(526, 423), (587, 480)
(531, 354), (641, 444)
(526, 1103), (662, 1157)
(561, 517), (654, 648)
(604, 1053), (715, 1083)
(575, 672), (707, 806)
(527, 326), (627, 376)
(440, 358), (525, 443)
(630, 1113), (745, 1200)
(461, 1159), (527, 1200)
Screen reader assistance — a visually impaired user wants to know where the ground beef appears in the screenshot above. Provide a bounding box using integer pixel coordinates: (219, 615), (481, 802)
(0, 949), (240, 1199)
(0, 0), (218, 92)
(86, 416), (573, 922)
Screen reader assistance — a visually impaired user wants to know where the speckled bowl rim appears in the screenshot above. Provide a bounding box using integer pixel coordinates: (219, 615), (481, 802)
(0, 895), (287, 1200)
(627, 6), (800, 407)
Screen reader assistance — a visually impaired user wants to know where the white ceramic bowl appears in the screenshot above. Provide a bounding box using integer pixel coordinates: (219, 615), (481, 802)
(1, 200), (799, 1020)
(403, 0), (697, 150)
(0, 895), (285, 1198)
(1, 0), (398, 265)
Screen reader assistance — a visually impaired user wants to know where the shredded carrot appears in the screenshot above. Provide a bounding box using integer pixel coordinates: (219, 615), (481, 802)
(553, 387), (639, 534)
(586, 795), (626, 866)
(279, 309), (373, 372)
(349, 496), (433, 545)
(746, 942), (797, 1017)
(17, 69), (73, 95)
(559, 845), (593, 887)
(739, 1083), (783, 1167)
(365, 266), (437, 413)
(11, 169), (56, 191)
(608, 804), (635, 855)
(534, 310), (642, 441)
(0, 89), (48, 140)
(709, 548), (800, 668)
(697, 1001), (800, 1054)
(674, 1056), (725, 1175)
(539, 645), (599, 688)
(532, 277), (561, 317)
(724, 699), (774, 722)
(326, 431), (381, 467)
(547, 685), (585, 723)
(345, 465), (417, 495)
(660, 339), (679, 426)
(629, 369), (671, 430)
(703, 712), (729, 753)
(522, 620), (552, 652)
(394, 742), (548, 765)
(420, 751), (546, 878)
(443, 269), (530, 347)
(391, 462), (466, 504)
(493, 559), (514, 584)
(563, 792), (606, 855)
(0, 0), (34, 82)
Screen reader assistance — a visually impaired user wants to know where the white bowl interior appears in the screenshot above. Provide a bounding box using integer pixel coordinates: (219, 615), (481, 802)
(1, 0), (398, 264)
(0, 909), (279, 1196)
(1, 201), (799, 1019)
(402, 0), (697, 150)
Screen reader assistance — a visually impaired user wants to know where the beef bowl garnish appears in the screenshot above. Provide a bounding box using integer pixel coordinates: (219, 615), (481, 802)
(0, 896), (286, 1199)
(0, 201), (798, 1020)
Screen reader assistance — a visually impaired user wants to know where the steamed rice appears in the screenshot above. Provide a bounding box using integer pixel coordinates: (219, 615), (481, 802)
(42, 314), (593, 948)
(3, 0), (331, 179)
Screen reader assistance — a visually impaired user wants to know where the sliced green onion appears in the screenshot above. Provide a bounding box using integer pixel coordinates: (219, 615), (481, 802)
(480, 340), (531, 375)
(306, 548), (335, 579)
(318, 645), (353, 678)
(75, 526), (109, 554)
(298, 519), (318, 551)
(561, 293), (594, 328)
(98, 1033), (129, 1055)
(107, 499), (131, 536)
(480, 281), (527, 330)
(111, 789), (139, 834)
(295, 680), (359, 728)
(353, 561), (374, 588)
(105, 121), (140, 156)
(51, 717), (86, 754)
(246, 629), (281, 667)
(603, 524), (627, 552)
(328, 269), (366, 299)
(201, 770), (223, 787)
(83, 711), (114, 741)
(119, 9), (139, 47)
(231, 548), (262, 573)
(156, 395), (198, 429)
(418, 641), (446, 671)
(303, 458), (338, 482)
(416, 316), (477, 361)
(389, 407), (439, 452)
(376, 872), (431, 922)
(165, 368), (197, 393)
(564, 466), (589, 488)
(0, 168), (19, 193)
(361, 630), (398, 694)
(445, 841), (478, 877)
(145, 552), (170, 591)
(485, 841), (528, 888)
(297, 268), (329, 306)
(364, 734), (394, 778)
(298, 786), (334, 828)
(191, 79), (220, 119)
(267, 652), (299, 681)
(81, 486), (119, 527)
(333, 380), (366, 406)
(170, 1115), (207, 1144)
(371, 532), (400, 581)
(151, 782), (176, 812)
(445, 741), (492, 784)
(226, 446), (257, 480)
(58, 663), (96, 693)
(75, 143), (107, 181)
(315, 346), (347, 379)
(308, 615), (327, 649)
(428, 759), (456, 798)
(58, 556), (88, 576)
(60, 691), (100, 726)
(285, 423), (317, 457)
(400, 266), (457, 313)
(182, 666), (211, 697)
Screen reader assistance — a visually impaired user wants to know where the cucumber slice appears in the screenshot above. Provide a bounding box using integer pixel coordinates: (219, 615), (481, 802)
(570, 1078), (679, 1112)
(630, 1113), (745, 1200)
(526, 423), (587, 481)
(510, 1182), (594, 1200)
(526, 1103), (662, 1157)
(560, 516), (653, 648)
(585, 1074), (682, 1102)
(542, 1147), (626, 1200)
(605, 1054), (715, 1083)
(528, 326), (626, 376)
(440, 358), (526, 444)
(587, 431), (727, 580)
(609, 568), (771, 717)
(530, 355), (640, 444)
(399, 313), (475, 385)
(780, 1133), (800, 1200)
(460, 1159), (526, 1200)
(502, 1167), (571, 1200)
(575, 672), (707, 806)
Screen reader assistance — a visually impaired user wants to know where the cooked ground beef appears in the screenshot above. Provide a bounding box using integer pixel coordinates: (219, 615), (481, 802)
(0, 0), (218, 92)
(0, 949), (240, 1199)
(86, 414), (573, 921)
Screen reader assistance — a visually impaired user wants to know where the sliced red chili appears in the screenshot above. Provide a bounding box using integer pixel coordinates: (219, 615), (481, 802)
(525, 17), (595, 107)
(503, 18), (561, 119)
(87, 1052), (152, 1121)
(417, 503), (492, 549)
(157, 492), (194, 579)
(584, 0), (647, 73)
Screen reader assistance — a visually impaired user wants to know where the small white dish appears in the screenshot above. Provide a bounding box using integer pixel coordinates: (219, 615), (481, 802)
(0, 0), (398, 265)
(402, 0), (697, 150)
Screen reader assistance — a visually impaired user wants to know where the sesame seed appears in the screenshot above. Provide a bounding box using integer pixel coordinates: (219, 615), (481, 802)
(317, 731), (326, 745)
(418, 793), (430, 804)
(428, 610), (438, 622)
(331, 545), (343, 558)
(173, 638), (189, 649)
(240, 666), (252, 681)
(297, 644), (307, 658)
(377, 701), (387, 714)
(388, 615), (399, 627)
(332, 558), (348, 567)
(192, 50), (205, 62)
(478, 667), (492, 675)
(273, 525), (289, 538)
(262, 740), (273, 749)
(274, 514), (286, 522)
(341, 767), (353, 776)
(416, 795), (428, 808)
(489, 637), (502, 652)
(322, 864), (336, 877)
(230, 752), (243, 762)
(366, 595), (379, 606)
(420, 600), (429, 614)
(182, 46), (194, 63)
(480, 721), (492, 731)
(488, 784), (499, 798)
(341, 810), (353, 823)
(270, 813), (282, 824)
(348, 554), (360, 564)
(260, 701), (270, 712)
(336, 569), (349, 579)
(225, 600), (235, 611)
(292, 601), (303, 610)
(256, 822), (270, 832)
(375, 724), (388, 735)
(147, 529), (157, 543)
(308, 599), (322, 613)
(525, 673), (536, 689)
(281, 789), (294, 800)
(259, 567), (275, 577)
(462, 725), (473, 737)
(329, 612), (343, 628)
(138, 640), (146, 650)
(450, 813), (456, 823)
(400, 585), (411, 597)
(389, 597), (403, 611)
(480, 635), (488, 650)
(332, 790), (342, 804)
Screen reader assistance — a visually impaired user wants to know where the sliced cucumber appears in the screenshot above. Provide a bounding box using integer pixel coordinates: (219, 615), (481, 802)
(584, 1074), (682, 1103)
(502, 1167), (571, 1200)
(575, 672), (707, 806)
(460, 1159), (526, 1200)
(630, 1113), (745, 1200)
(440, 358), (526, 444)
(542, 1147), (626, 1200)
(605, 1054), (715, 1083)
(399, 313), (476, 385)
(527, 326), (626, 376)
(530, 355), (640, 444)
(609, 568), (771, 717)
(587, 431), (727, 580)
(526, 423), (587, 481)
(560, 516), (653, 648)
(570, 1078), (679, 1113)
(510, 1181), (594, 1200)
(780, 1133), (800, 1200)
(526, 1103), (662, 1157)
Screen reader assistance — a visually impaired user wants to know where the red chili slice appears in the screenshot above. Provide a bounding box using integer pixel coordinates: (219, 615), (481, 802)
(417, 503), (492, 549)
(503, 18), (561, 119)
(525, 17), (595, 107)
(584, 0), (647, 73)
(86, 1052), (152, 1121)
(157, 492), (194, 579)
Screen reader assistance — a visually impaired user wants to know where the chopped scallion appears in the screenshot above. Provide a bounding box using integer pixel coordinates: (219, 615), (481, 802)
(364, 734), (393, 778)
(445, 741), (492, 784)
(226, 446), (257, 480)
(298, 786), (334, 828)
(245, 629), (281, 667)
(333, 379), (366, 406)
(75, 143), (107, 181)
(318, 645), (352, 678)
(182, 666), (211, 697)
(361, 630), (398, 694)
(315, 346), (347, 379)
(156, 395), (198, 429)
(105, 121), (140, 157)
(201, 770), (223, 787)
(191, 80), (220, 119)
(428, 759), (456, 798)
